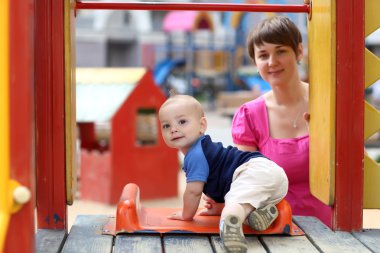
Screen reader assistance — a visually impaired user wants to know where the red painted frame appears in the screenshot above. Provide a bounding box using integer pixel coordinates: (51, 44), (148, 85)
(334, 0), (364, 230)
(75, 0), (365, 232)
(28, 0), (365, 238)
(35, 0), (67, 230)
(5, 0), (35, 252)
(2, 0), (367, 250)
(75, 1), (310, 13)
(30, 0), (312, 234)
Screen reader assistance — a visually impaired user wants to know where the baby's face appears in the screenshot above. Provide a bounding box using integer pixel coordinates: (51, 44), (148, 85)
(159, 100), (205, 154)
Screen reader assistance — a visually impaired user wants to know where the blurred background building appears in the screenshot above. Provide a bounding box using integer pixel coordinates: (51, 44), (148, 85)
(75, 0), (308, 96)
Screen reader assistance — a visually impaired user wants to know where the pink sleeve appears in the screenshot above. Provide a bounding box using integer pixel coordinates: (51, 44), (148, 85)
(231, 103), (259, 147)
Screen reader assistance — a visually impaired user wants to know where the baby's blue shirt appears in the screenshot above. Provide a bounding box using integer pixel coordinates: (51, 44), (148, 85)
(183, 135), (266, 203)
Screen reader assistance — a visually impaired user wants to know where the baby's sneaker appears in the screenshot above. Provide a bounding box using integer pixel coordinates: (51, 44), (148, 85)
(220, 215), (247, 253)
(247, 203), (278, 231)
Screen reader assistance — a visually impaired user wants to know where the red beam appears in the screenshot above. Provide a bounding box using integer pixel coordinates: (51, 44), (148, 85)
(334, 0), (364, 231)
(75, 1), (310, 13)
(35, 0), (67, 230)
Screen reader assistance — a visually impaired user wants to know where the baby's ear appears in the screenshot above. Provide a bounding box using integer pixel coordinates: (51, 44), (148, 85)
(200, 117), (207, 134)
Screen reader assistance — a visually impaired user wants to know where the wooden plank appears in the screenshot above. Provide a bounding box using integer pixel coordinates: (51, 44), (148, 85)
(114, 234), (162, 253)
(352, 229), (380, 253)
(294, 216), (371, 252)
(163, 235), (213, 253)
(61, 215), (113, 253)
(210, 235), (267, 253)
(36, 229), (66, 253)
(261, 235), (318, 253)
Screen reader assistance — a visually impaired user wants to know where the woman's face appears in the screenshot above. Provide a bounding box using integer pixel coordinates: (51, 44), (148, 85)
(254, 42), (302, 86)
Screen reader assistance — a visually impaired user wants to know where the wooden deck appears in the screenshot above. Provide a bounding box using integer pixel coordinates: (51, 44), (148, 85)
(36, 215), (380, 253)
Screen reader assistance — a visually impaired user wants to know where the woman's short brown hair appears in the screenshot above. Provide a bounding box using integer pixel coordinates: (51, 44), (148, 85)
(247, 15), (302, 63)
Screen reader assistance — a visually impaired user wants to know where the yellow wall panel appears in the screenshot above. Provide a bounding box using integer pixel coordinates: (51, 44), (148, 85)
(365, 0), (380, 36)
(364, 153), (380, 208)
(365, 49), (380, 89)
(308, 0), (336, 205)
(364, 102), (380, 140)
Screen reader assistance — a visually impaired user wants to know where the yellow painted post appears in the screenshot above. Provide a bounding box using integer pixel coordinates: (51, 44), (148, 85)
(64, 0), (77, 205)
(308, 0), (336, 205)
(0, 0), (10, 251)
(364, 0), (380, 209)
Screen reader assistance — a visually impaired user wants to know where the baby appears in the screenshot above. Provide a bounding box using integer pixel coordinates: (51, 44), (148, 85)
(158, 94), (288, 253)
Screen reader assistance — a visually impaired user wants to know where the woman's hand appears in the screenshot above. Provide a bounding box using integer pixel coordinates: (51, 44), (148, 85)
(197, 195), (224, 216)
(303, 112), (310, 131)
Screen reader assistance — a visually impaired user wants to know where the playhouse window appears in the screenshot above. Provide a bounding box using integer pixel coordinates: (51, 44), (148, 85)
(136, 108), (158, 146)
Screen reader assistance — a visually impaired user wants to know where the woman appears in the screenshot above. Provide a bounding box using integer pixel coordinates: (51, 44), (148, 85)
(201, 16), (332, 227)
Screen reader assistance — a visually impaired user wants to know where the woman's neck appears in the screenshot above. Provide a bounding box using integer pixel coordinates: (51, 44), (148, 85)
(269, 80), (308, 106)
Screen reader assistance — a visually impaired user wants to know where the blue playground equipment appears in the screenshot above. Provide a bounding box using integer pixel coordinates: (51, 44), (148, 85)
(153, 58), (186, 86)
(240, 75), (271, 93)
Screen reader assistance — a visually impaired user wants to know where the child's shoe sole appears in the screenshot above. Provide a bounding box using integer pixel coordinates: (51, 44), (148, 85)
(247, 203), (278, 231)
(220, 215), (247, 253)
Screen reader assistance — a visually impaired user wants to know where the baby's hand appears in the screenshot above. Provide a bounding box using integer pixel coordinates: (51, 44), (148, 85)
(167, 210), (193, 221)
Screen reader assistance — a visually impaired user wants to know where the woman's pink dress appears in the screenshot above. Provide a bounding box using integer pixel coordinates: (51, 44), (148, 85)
(232, 96), (332, 227)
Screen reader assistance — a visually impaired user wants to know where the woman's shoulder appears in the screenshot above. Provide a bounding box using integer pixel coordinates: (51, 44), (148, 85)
(232, 95), (268, 147)
(233, 95), (268, 122)
(240, 95), (266, 111)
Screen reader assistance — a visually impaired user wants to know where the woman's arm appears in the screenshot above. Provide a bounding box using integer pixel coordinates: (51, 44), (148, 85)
(168, 181), (204, 221)
(235, 144), (258, 152)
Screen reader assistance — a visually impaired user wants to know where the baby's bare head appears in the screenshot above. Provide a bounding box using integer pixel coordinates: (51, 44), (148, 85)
(159, 94), (204, 120)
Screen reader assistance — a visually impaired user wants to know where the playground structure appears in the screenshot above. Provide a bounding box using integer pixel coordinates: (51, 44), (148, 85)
(1, 0), (380, 252)
(151, 10), (233, 95)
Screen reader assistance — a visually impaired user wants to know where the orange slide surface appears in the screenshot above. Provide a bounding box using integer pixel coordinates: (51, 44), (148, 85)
(103, 183), (304, 236)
